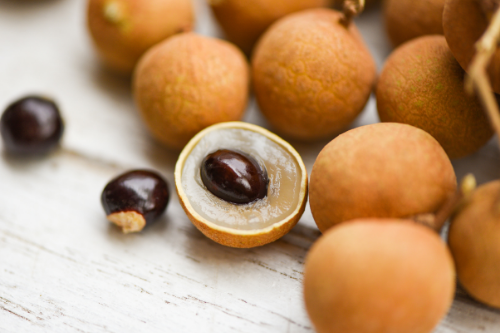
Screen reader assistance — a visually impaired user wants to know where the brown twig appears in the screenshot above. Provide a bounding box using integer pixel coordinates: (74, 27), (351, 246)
(340, 0), (365, 27)
(465, 6), (500, 144)
(412, 174), (477, 232)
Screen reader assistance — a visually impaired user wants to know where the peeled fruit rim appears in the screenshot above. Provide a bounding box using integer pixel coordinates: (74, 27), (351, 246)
(175, 121), (308, 237)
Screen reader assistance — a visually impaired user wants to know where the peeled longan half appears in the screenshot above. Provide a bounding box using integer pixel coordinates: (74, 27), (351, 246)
(443, 0), (500, 94)
(87, 0), (194, 74)
(252, 8), (376, 142)
(133, 33), (249, 150)
(304, 219), (456, 333)
(377, 35), (493, 159)
(309, 123), (457, 233)
(208, 0), (328, 55)
(384, 0), (445, 47)
(449, 180), (500, 308)
(175, 122), (308, 248)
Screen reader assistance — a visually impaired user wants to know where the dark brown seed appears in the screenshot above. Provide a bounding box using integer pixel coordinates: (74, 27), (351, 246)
(200, 149), (269, 204)
(101, 170), (170, 233)
(0, 96), (64, 155)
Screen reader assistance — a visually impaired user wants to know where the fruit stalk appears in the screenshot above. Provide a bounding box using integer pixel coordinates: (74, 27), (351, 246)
(465, 5), (500, 143)
(340, 0), (365, 26)
(413, 174), (477, 232)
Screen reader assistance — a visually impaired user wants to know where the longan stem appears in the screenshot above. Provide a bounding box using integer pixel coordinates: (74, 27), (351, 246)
(465, 7), (500, 144)
(340, 0), (365, 27)
(412, 175), (477, 232)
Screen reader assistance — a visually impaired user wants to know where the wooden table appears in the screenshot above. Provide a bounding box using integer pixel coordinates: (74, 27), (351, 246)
(1, 0), (499, 332)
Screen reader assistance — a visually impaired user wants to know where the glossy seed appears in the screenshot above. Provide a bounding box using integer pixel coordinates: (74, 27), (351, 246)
(200, 149), (269, 204)
(101, 170), (170, 233)
(0, 96), (64, 155)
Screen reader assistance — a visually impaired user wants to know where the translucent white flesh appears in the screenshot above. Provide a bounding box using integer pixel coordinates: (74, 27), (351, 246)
(182, 128), (302, 231)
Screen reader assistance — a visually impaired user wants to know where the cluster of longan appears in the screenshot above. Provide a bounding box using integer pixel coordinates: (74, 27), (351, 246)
(2, 0), (500, 332)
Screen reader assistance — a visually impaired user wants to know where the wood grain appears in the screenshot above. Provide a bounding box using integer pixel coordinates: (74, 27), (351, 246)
(0, 0), (499, 332)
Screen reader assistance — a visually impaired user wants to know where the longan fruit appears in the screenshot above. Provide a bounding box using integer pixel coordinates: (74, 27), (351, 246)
(208, 0), (328, 55)
(309, 123), (457, 233)
(443, 0), (500, 94)
(252, 8), (376, 142)
(384, 0), (445, 47)
(133, 33), (249, 150)
(449, 180), (500, 308)
(87, 0), (194, 74)
(304, 219), (456, 333)
(377, 35), (493, 159)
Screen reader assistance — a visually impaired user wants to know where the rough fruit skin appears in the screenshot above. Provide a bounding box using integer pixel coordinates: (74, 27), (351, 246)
(133, 33), (249, 150)
(377, 36), (493, 159)
(309, 123), (457, 233)
(252, 9), (376, 142)
(384, 0), (445, 47)
(87, 0), (194, 74)
(443, 0), (500, 94)
(449, 180), (500, 308)
(209, 0), (328, 55)
(304, 219), (456, 333)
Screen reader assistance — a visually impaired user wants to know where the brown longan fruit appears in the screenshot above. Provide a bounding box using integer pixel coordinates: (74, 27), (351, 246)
(309, 123), (457, 233)
(208, 0), (328, 55)
(377, 35), (493, 159)
(384, 0), (445, 47)
(304, 219), (456, 333)
(252, 9), (376, 142)
(87, 0), (194, 74)
(443, 0), (500, 94)
(449, 180), (500, 309)
(133, 33), (249, 150)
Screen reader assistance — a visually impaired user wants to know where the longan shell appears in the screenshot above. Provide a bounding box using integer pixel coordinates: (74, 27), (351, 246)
(377, 36), (493, 159)
(309, 123), (457, 233)
(304, 219), (456, 333)
(175, 122), (309, 248)
(252, 9), (376, 142)
(133, 33), (250, 150)
(449, 180), (500, 308)
(87, 0), (194, 74)
(209, 0), (328, 55)
(384, 0), (445, 47)
(443, 0), (500, 94)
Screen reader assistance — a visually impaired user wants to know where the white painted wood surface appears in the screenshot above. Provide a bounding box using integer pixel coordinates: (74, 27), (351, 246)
(0, 0), (499, 332)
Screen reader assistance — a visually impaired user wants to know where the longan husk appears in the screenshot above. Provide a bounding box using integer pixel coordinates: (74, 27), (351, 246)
(133, 33), (249, 150)
(383, 0), (445, 47)
(449, 180), (500, 309)
(304, 219), (456, 333)
(443, 0), (500, 94)
(87, 0), (194, 74)
(208, 0), (328, 55)
(252, 8), (376, 142)
(377, 35), (494, 159)
(309, 123), (457, 233)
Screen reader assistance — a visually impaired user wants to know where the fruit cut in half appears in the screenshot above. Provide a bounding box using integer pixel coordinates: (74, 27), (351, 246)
(175, 122), (308, 248)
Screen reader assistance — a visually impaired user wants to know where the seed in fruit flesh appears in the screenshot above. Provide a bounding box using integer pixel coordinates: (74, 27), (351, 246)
(101, 170), (170, 233)
(133, 33), (249, 150)
(309, 123), (457, 233)
(0, 95), (64, 156)
(201, 149), (269, 204)
(252, 8), (376, 141)
(175, 122), (308, 248)
(449, 180), (500, 308)
(304, 219), (456, 333)
(376, 35), (493, 159)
